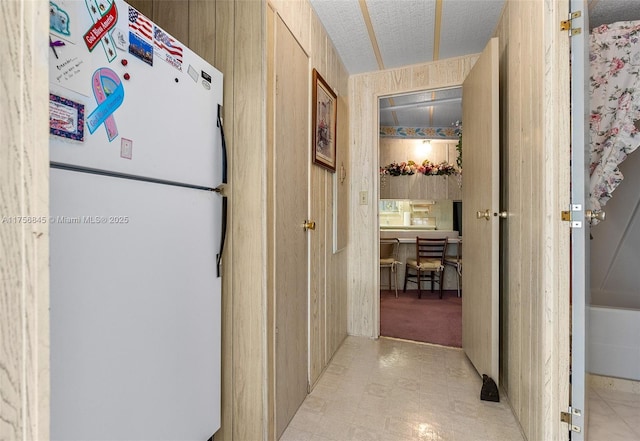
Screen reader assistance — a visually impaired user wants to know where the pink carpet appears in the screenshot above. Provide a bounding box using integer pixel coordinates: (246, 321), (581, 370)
(380, 289), (462, 347)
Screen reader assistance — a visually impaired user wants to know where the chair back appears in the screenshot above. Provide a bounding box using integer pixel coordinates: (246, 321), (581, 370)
(416, 237), (448, 265)
(380, 238), (400, 263)
(446, 238), (462, 261)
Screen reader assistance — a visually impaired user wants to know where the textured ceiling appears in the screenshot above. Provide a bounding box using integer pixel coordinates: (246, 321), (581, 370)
(309, 0), (504, 75)
(366, 0), (436, 69)
(589, 0), (640, 29)
(309, 0), (640, 132)
(379, 88), (462, 127)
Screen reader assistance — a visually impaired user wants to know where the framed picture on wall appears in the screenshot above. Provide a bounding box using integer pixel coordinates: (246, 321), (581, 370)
(312, 69), (337, 172)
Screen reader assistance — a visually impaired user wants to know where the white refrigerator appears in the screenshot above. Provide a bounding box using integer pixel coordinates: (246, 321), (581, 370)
(48, 1), (225, 439)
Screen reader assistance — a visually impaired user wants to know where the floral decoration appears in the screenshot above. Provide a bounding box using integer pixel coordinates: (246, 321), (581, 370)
(380, 159), (458, 176)
(380, 126), (460, 139)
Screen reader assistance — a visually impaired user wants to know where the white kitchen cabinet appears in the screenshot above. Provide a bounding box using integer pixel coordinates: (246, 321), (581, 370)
(380, 174), (459, 200)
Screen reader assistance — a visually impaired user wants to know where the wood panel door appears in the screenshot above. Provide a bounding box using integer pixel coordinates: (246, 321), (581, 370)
(461, 37), (500, 383)
(271, 13), (310, 439)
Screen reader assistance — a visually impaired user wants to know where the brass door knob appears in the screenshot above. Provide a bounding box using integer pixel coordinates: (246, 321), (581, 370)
(303, 220), (316, 231)
(476, 209), (491, 221)
(586, 210), (606, 222)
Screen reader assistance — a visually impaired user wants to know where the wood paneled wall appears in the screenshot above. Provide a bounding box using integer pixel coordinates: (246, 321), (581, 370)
(127, 1), (214, 60)
(0, 1), (50, 439)
(494, 1), (570, 439)
(379, 138), (458, 166)
(348, 56), (477, 338)
(219, 2), (267, 440)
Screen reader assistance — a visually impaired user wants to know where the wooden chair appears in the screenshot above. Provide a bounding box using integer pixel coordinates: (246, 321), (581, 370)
(403, 237), (448, 299)
(380, 238), (400, 297)
(444, 238), (462, 297)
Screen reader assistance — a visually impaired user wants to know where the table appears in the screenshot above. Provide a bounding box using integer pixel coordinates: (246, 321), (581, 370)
(380, 230), (461, 291)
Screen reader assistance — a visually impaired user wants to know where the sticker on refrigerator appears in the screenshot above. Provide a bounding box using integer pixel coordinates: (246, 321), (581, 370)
(129, 32), (153, 66)
(49, 0), (82, 40)
(86, 67), (124, 142)
(113, 28), (128, 51)
(49, 2), (71, 36)
(153, 26), (183, 72)
(49, 1), (92, 96)
(128, 6), (153, 42)
(50, 39), (91, 95)
(201, 70), (211, 90)
(83, 0), (118, 62)
(49, 94), (85, 141)
(120, 137), (133, 159)
(187, 65), (199, 82)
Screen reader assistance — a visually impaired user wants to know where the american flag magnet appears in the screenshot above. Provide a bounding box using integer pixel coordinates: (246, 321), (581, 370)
(153, 26), (183, 72)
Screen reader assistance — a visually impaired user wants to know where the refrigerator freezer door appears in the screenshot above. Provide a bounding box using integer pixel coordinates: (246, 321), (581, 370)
(50, 168), (221, 440)
(49, 0), (223, 189)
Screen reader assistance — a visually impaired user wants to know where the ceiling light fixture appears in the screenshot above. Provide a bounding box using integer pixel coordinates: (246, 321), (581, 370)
(418, 139), (432, 158)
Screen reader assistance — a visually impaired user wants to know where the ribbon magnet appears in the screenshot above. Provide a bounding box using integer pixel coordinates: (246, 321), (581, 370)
(84, 0), (118, 62)
(86, 68), (124, 141)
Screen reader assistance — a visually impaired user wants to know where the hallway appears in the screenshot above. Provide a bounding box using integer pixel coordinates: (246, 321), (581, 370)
(281, 336), (525, 441)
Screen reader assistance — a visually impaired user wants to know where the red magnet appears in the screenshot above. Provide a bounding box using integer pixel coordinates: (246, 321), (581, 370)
(124, 73), (130, 80)
(121, 59), (128, 66)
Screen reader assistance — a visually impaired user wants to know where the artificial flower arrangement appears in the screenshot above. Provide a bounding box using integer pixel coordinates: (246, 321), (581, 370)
(380, 159), (459, 176)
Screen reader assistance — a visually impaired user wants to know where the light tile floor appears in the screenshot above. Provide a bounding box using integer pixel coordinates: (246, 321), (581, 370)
(588, 383), (640, 440)
(281, 336), (526, 441)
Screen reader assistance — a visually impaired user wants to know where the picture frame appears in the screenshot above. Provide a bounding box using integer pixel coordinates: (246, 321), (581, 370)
(49, 93), (85, 141)
(312, 69), (337, 172)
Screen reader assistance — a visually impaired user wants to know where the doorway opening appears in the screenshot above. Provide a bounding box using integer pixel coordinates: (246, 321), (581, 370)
(377, 87), (464, 347)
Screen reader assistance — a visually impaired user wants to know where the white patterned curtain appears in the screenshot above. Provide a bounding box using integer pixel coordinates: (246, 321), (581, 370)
(589, 21), (640, 224)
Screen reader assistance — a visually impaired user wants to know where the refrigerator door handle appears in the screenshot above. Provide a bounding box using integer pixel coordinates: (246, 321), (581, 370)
(216, 195), (228, 278)
(217, 104), (228, 184)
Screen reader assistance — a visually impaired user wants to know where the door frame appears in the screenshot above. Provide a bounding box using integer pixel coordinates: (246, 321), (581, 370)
(374, 85), (465, 339)
(569, 0), (590, 438)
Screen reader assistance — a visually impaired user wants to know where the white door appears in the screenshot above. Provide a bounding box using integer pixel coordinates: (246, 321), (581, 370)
(569, 0), (589, 438)
(461, 37), (500, 383)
